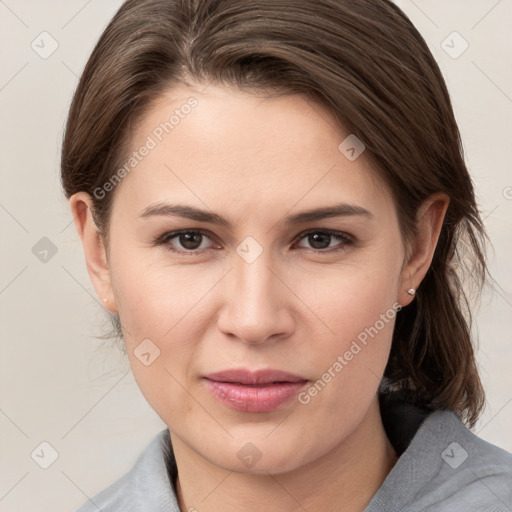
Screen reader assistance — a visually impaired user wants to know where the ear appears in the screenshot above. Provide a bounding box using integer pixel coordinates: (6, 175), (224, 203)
(398, 192), (450, 307)
(69, 192), (118, 313)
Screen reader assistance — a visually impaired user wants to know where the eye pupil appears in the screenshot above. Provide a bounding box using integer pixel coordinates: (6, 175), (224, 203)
(309, 232), (331, 249)
(180, 232), (202, 249)
(161, 230), (348, 254)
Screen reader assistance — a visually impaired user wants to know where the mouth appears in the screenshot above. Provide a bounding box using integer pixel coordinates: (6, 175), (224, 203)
(203, 369), (309, 412)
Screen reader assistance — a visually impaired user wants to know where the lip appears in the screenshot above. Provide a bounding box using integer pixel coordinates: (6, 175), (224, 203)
(203, 369), (308, 413)
(205, 369), (307, 385)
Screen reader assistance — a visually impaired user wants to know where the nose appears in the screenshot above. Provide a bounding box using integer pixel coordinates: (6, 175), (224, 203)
(217, 250), (296, 345)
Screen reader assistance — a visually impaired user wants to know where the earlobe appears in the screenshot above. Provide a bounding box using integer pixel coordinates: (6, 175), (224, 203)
(399, 193), (450, 307)
(69, 192), (118, 313)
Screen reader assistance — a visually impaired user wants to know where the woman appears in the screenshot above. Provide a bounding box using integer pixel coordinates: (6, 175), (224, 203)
(62, 0), (512, 510)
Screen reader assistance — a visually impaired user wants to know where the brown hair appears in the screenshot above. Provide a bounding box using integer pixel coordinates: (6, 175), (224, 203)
(61, 0), (488, 427)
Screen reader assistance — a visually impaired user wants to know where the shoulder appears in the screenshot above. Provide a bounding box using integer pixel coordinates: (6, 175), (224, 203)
(429, 410), (512, 510)
(406, 410), (512, 511)
(75, 429), (180, 512)
(367, 409), (512, 512)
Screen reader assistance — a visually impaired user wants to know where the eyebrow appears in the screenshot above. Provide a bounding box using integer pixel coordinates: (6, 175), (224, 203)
(139, 202), (373, 227)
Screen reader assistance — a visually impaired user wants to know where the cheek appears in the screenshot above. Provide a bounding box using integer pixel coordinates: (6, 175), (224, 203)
(112, 272), (203, 423)
(110, 243), (222, 341)
(295, 251), (402, 396)
(108, 249), (226, 406)
(306, 249), (400, 340)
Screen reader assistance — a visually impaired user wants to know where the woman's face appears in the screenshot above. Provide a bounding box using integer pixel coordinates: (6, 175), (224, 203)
(102, 84), (409, 473)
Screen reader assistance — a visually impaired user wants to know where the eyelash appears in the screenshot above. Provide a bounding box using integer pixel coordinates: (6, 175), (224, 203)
(153, 228), (354, 255)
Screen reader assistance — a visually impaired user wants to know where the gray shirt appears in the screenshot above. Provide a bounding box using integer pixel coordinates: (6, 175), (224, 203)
(76, 395), (512, 511)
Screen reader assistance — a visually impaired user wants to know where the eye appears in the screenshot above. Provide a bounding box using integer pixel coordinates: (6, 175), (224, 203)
(155, 230), (218, 253)
(154, 228), (353, 255)
(293, 229), (353, 252)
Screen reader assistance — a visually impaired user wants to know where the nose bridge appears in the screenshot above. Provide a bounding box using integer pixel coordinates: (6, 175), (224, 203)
(218, 243), (294, 344)
(236, 249), (276, 304)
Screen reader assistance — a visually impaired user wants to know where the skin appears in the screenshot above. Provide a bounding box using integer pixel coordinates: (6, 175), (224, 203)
(71, 83), (449, 511)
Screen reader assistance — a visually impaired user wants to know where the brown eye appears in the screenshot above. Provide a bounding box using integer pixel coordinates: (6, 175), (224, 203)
(178, 232), (204, 250)
(295, 230), (353, 251)
(156, 230), (217, 253)
(306, 232), (332, 250)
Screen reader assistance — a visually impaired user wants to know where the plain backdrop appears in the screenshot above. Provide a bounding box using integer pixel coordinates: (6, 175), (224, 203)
(0, 1), (511, 511)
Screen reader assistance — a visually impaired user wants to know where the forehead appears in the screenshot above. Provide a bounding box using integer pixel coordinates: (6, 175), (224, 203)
(111, 84), (392, 220)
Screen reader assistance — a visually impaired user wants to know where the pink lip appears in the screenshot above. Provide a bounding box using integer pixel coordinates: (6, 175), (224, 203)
(203, 369), (308, 413)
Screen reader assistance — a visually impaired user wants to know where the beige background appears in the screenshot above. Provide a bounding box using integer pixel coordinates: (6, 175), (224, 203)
(0, 1), (511, 510)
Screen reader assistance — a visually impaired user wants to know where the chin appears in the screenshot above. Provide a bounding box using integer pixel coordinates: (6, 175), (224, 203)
(194, 428), (318, 476)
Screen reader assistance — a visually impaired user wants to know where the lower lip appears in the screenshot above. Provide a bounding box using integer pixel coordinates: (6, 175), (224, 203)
(204, 379), (308, 412)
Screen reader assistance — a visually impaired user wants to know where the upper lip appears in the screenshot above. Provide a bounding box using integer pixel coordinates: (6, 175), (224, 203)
(204, 369), (307, 385)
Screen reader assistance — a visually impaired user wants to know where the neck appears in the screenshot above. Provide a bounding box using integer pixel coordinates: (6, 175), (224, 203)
(171, 395), (397, 512)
